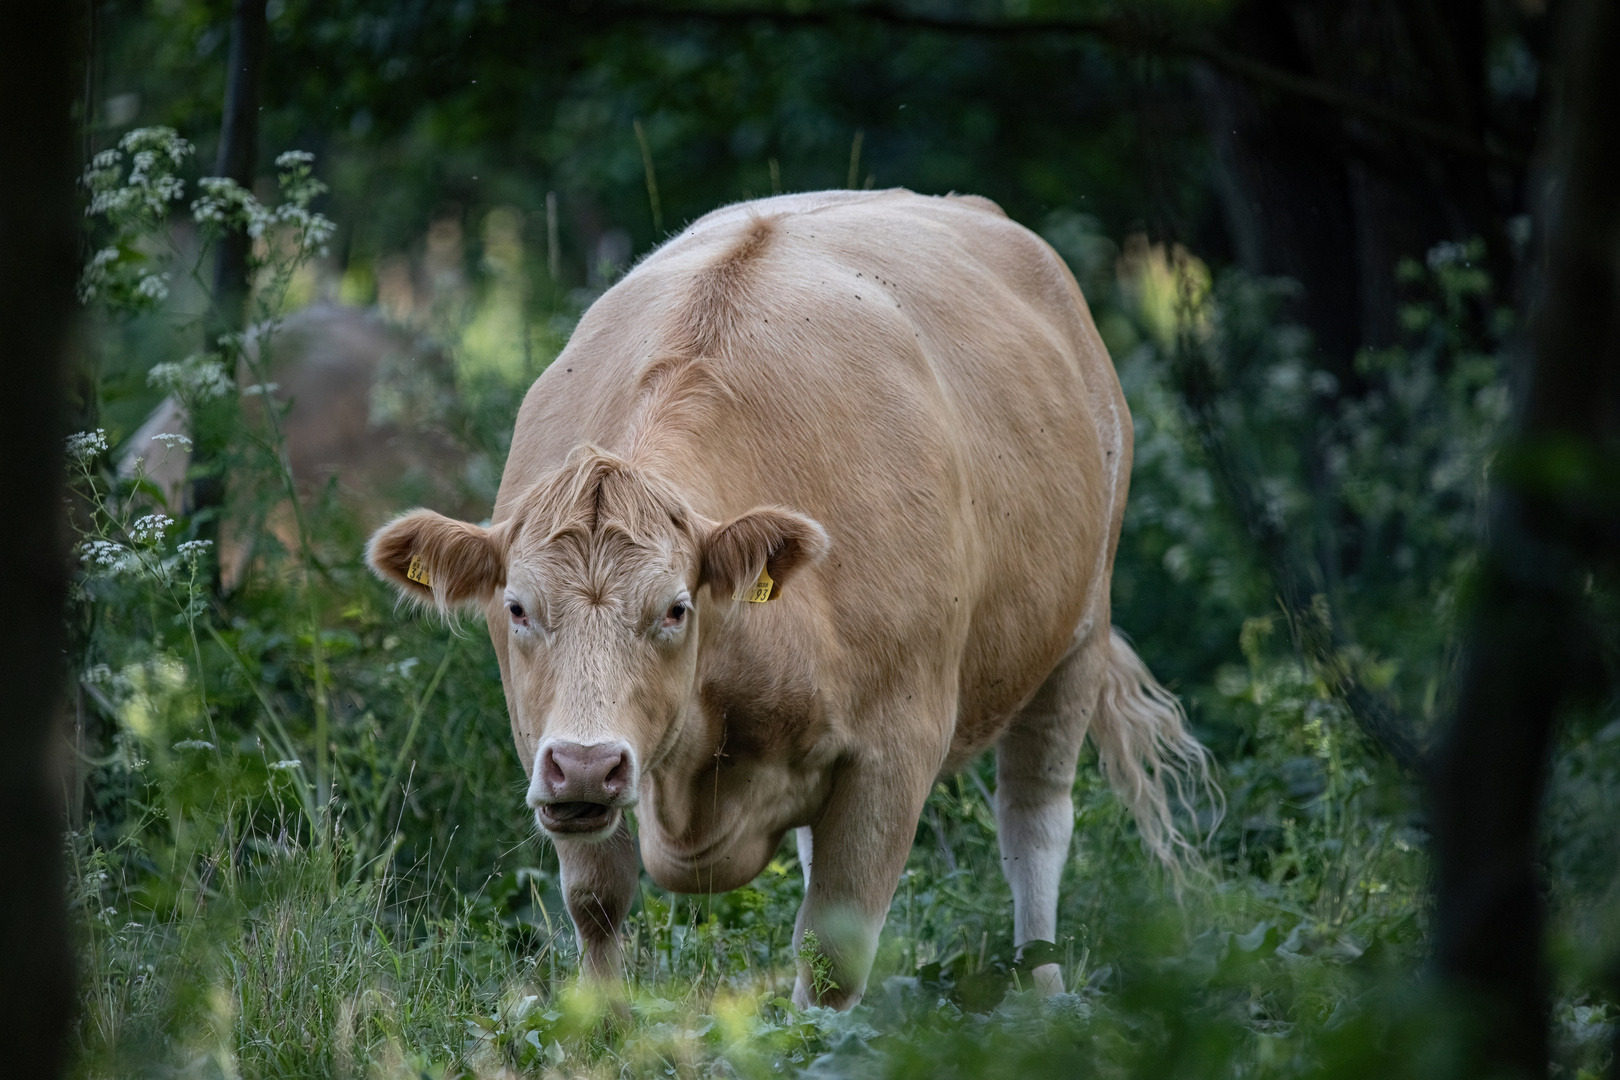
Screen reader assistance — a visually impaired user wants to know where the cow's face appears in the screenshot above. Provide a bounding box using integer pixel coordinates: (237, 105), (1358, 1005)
(366, 449), (827, 843)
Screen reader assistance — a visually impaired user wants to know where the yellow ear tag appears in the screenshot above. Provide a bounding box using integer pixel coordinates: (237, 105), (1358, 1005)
(738, 564), (775, 604)
(406, 555), (432, 587)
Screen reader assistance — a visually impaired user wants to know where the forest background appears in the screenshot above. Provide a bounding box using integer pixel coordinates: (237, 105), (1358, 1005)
(23, 0), (1620, 1076)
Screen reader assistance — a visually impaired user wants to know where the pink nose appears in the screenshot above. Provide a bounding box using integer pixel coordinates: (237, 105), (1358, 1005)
(536, 740), (632, 805)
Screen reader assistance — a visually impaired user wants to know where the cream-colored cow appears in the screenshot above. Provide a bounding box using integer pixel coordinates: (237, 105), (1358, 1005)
(368, 190), (1208, 1007)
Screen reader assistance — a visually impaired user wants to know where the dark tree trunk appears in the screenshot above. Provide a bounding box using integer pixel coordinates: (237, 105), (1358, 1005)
(191, 0), (268, 582)
(211, 0), (268, 320)
(1432, 0), (1620, 1075)
(0, 1), (82, 1075)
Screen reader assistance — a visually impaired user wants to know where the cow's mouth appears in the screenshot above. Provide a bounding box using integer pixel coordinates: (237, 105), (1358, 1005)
(538, 801), (617, 834)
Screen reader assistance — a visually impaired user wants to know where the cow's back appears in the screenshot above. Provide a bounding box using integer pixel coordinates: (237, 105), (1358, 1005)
(498, 190), (1127, 762)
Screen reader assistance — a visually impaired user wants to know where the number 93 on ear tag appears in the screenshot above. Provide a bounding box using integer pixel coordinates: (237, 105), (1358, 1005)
(738, 565), (776, 604)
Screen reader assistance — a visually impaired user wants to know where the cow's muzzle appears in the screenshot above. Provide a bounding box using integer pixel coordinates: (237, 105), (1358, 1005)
(528, 739), (636, 837)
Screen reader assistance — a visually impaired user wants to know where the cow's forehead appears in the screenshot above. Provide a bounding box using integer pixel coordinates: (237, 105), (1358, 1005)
(508, 527), (686, 596)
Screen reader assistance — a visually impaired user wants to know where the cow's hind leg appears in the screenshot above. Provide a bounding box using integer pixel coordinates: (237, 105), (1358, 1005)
(995, 628), (1108, 996)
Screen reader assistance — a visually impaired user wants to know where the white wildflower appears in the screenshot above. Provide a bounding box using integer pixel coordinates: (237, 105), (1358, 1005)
(66, 429), (108, 463)
(127, 149), (157, 186)
(80, 539), (136, 576)
(118, 126), (193, 166)
(177, 539), (213, 562)
(172, 740), (215, 751)
(268, 760), (302, 771)
(129, 513), (172, 545)
(82, 663), (114, 685)
(240, 382), (279, 397)
(1427, 241), (1469, 271)
(274, 150), (315, 168)
(148, 354), (232, 403)
(134, 272), (170, 302)
(152, 432), (191, 450)
(78, 246), (120, 303)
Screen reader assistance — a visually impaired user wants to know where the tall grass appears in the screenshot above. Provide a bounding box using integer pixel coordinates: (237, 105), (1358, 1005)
(64, 136), (1620, 1078)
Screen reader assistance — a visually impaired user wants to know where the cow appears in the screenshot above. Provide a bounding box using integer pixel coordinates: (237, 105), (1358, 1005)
(366, 189), (1210, 1009)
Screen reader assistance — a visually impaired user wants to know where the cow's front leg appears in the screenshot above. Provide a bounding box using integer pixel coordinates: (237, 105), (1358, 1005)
(557, 819), (639, 986)
(792, 747), (936, 1009)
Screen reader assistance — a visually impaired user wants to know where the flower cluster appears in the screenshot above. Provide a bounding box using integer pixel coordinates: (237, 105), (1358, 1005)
(190, 151), (335, 258)
(129, 514), (173, 545)
(190, 176), (274, 237)
(79, 128), (194, 309)
(82, 131), (334, 312)
(148, 354), (233, 404)
(66, 429), (109, 464)
(176, 539), (213, 563)
(80, 540), (137, 577)
(151, 432), (192, 450)
(78, 247), (120, 303)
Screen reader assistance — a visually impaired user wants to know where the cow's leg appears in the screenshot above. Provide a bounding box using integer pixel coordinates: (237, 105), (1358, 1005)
(995, 629), (1107, 996)
(795, 825), (813, 889)
(791, 741), (937, 1009)
(556, 819), (640, 987)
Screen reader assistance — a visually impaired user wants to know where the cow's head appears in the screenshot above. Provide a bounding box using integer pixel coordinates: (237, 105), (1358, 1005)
(366, 447), (828, 842)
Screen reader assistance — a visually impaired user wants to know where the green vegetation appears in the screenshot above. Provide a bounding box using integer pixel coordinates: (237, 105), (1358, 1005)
(67, 4), (1619, 1077)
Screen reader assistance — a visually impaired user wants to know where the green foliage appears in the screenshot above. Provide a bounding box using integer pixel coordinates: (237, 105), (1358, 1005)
(62, 100), (1620, 1080)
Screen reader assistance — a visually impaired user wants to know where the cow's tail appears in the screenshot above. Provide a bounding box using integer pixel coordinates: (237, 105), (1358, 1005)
(1089, 627), (1219, 868)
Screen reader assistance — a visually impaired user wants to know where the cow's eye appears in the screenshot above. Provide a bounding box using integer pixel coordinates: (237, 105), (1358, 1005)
(508, 602), (528, 625)
(661, 601), (688, 629)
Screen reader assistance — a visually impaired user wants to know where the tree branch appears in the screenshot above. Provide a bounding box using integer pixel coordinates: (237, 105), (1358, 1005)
(595, 1), (1524, 167)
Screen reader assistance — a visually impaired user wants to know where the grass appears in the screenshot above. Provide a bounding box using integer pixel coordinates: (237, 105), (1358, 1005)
(66, 138), (1620, 1079)
(68, 654), (1443, 1079)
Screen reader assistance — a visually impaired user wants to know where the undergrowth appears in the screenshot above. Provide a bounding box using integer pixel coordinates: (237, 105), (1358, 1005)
(64, 133), (1620, 1079)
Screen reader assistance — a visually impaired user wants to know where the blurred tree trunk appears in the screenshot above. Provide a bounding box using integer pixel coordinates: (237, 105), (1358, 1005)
(0, 1), (82, 1075)
(191, 0), (267, 585)
(1432, 0), (1620, 1074)
(212, 0), (268, 317)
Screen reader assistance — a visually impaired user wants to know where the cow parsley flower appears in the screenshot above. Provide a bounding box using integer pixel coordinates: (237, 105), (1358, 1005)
(134, 272), (170, 302)
(130, 513), (172, 545)
(240, 382), (279, 397)
(148, 354), (232, 403)
(177, 539), (213, 565)
(78, 247), (120, 303)
(119, 126), (193, 166)
(152, 432), (191, 450)
(66, 429), (108, 463)
(80, 540), (137, 576)
(1427, 241), (1470, 271)
(274, 150), (315, 168)
(268, 759), (302, 771)
(190, 176), (271, 238)
(172, 740), (215, 751)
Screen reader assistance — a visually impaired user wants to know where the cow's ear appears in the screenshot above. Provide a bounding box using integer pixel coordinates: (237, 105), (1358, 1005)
(699, 507), (830, 602)
(367, 509), (506, 613)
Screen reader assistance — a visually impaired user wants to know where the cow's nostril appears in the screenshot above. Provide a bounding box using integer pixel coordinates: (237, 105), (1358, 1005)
(602, 751), (630, 794)
(541, 746), (567, 789)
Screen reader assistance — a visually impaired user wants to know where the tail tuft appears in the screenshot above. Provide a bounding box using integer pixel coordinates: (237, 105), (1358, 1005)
(1090, 628), (1220, 866)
